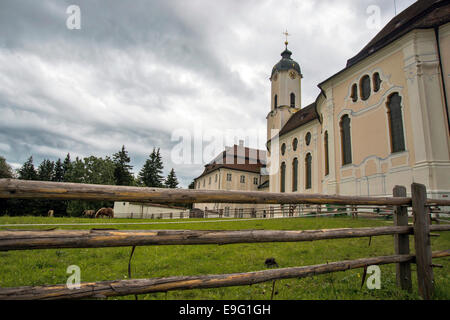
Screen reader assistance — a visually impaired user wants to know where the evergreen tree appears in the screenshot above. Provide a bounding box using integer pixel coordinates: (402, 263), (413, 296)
(62, 153), (72, 182)
(69, 157), (86, 183)
(37, 159), (55, 181)
(84, 156), (115, 185)
(139, 148), (164, 187)
(0, 156), (14, 179)
(113, 145), (133, 186)
(164, 168), (179, 188)
(53, 159), (64, 182)
(17, 156), (37, 180)
(188, 180), (195, 189)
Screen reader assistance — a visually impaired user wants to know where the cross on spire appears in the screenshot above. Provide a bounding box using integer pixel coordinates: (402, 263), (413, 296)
(283, 29), (290, 47)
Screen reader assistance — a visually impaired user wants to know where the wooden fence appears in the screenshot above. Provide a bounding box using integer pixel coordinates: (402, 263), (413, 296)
(0, 178), (449, 300)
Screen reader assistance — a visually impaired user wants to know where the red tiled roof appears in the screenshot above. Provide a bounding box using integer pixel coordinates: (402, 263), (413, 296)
(195, 145), (266, 180)
(278, 102), (319, 137)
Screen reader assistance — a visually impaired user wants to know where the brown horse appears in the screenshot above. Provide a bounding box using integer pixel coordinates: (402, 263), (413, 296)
(83, 210), (96, 218)
(95, 207), (114, 219)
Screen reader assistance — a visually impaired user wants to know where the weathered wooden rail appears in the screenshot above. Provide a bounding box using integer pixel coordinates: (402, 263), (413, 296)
(0, 179), (412, 205)
(1, 251), (448, 300)
(0, 179), (449, 300)
(0, 225), (449, 251)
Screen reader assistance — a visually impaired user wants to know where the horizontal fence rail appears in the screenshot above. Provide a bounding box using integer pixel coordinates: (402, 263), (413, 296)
(1, 225), (448, 251)
(0, 250), (448, 300)
(0, 179), (417, 206)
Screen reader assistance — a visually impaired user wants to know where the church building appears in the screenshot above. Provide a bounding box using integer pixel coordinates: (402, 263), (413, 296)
(267, 0), (450, 200)
(195, 0), (450, 207)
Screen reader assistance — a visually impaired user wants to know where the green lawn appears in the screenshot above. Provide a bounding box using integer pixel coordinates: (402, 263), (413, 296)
(0, 215), (448, 300)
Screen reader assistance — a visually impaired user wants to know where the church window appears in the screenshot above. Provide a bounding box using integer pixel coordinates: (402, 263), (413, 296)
(274, 95), (278, 109)
(351, 84), (358, 102)
(293, 138), (298, 151)
(203, 179), (205, 187)
(280, 162), (286, 193)
(373, 72), (382, 92)
(240, 175), (245, 183)
(215, 174), (218, 182)
(360, 75), (371, 100)
(340, 115), (352, 165)
(209, 177), (211, 185)
(305, 153), (312, 190)
(281, 143), (286, 156)
(324, 131), (329, 176)
(290, 93), (296, 108)
(227, 173), (232, 182)
(305, 132), (311, 146)
(387, 93), (406, 153)
(254, 177), (258, 185)
(292, 158), (298, 192)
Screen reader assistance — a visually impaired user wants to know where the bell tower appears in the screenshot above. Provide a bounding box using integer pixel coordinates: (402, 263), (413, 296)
(266, 33), (303, 142)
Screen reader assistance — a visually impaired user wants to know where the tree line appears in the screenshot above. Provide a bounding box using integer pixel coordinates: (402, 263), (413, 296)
(0, 146), (182, 216)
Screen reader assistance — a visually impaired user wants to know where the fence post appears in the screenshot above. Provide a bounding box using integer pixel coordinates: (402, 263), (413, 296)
(393, 185), (412, 292)
(411, 183), (434, 300)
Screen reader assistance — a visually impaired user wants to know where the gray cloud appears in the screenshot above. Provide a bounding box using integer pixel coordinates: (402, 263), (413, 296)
(0, 0), (416, 187)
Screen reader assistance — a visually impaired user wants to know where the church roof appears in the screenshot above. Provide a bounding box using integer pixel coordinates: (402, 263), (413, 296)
(195, 145), (266, 180)
(278, 102), (319, 138)
(319, 0), (450, 87)
(271, 47), (302, 79)
(347, 0), (450, 68)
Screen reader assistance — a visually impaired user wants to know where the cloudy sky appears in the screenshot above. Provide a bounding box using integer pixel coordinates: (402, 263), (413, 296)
(0, 0), (417, 187)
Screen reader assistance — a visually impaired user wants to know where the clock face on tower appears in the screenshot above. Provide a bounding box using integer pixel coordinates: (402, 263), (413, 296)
(289, 71), (297, 79)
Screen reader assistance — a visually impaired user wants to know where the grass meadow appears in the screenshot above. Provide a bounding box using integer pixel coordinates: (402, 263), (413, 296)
(0, 215), (448, 300)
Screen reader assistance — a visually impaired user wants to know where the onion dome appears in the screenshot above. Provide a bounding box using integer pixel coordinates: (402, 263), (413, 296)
(271, 44), (302, 79)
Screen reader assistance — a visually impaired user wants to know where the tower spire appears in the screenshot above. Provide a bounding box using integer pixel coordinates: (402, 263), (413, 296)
(283, 29), (290, 48)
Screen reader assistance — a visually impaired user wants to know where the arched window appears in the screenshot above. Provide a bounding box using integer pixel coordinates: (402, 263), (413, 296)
(293, 138), (298, 151)
(387, 93), (406, 153)
(305, 132), (311, 146)
(324, 131), (329, 176)
(290, 93), (296, 108)
(360, 75), (371, 100)
(373, 73), (382, 92)
(280, 162), (286, 193)
(305, 153), (312, 190)
(292, 158), (298, 192)
(274, 95), (278, 109)
(351, 84), (358, 102)
(281, 143), (286, 156)
(340, 115), (352, 165)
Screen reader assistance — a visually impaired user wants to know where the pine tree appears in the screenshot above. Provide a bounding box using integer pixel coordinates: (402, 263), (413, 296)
(18, 156), (37, 180)
(37, 159), (55, 181)
(53, 159), (64, 182)
(113, 145), (133, 186)
(0, 156), (14, 179)
(188, 180), (195, 189)
(164, 168), (179, 189)
(138, 148), (164, 187)
(62, 153), (72, 182)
